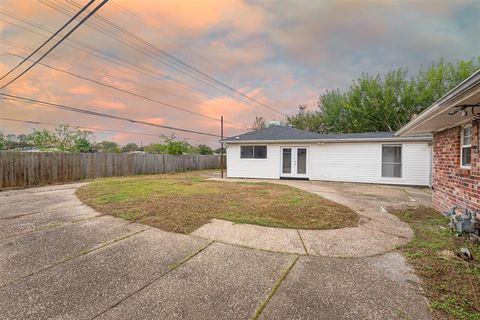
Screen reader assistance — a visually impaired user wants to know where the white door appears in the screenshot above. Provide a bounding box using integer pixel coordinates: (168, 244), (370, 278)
(281, 147), (309, 179)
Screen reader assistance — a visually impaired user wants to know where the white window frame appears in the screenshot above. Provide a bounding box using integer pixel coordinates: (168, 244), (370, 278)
(381, 144), (402, 178)
(460, 124), (472, 169)
(240, 145), (268, 159)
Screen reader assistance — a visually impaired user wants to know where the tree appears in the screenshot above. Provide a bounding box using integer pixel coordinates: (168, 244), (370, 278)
(144, 143), (165, 154)
(74, 138), (92, 153)
(165, 140), (187, 155)
(287, 57), (480, 133)
(162, 134), (188, 155)
(94, 141), (121, 153)
(29, 129), (56, 150)
(53, 125), (93, 152)
(121, 143), (139, 153)
(0, 131), (4, 149)
(287, 105), (326, 132)
(249, 116), (267, 131)
(197, 144), (213, 155)
(214, 146), (226, 154)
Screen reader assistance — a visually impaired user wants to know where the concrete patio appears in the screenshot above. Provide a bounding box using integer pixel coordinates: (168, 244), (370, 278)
(0, 181), (432, 319)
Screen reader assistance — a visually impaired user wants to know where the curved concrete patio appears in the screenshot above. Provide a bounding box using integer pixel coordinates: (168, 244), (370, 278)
(0, 181), (433, 320)
(195, 176), (432, 257)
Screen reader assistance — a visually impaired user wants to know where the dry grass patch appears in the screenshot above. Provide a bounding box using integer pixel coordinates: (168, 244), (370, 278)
(76, 171), (358, 233)
(391, 206), (480, 320)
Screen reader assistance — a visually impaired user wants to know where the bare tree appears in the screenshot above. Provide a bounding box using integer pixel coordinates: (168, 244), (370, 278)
(248, 116), (267, 131)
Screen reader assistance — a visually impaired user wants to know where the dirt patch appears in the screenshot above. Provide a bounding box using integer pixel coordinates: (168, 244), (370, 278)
(76, 170), (358, 234)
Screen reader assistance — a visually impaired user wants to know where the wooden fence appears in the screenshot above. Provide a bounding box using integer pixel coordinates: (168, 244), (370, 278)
(0, 153), (225, 188)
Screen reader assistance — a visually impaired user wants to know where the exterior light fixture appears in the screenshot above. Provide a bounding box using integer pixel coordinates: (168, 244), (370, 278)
(448, 104), (480, 119)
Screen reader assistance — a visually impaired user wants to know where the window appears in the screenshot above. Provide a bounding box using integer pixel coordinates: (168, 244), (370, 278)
(461, 125), (472, 168)
(382, 145), (402, 178)
(240, 146), (253, 158)
(240, 145), (267, 159)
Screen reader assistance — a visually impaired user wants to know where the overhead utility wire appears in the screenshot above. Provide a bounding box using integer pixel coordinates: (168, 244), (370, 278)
(0, 12), (239, 104)
(0, 94), (221, 138)
(110, 0), (217, 68)
(0, 46), (219, 109)
(0, 117), (216, 142)
(0, 0), (109, 89)
(39, 0), (249, 104)
(0, 51), (235, 124)
(45, 0), (287, 116)
(0, 0), (95, 81)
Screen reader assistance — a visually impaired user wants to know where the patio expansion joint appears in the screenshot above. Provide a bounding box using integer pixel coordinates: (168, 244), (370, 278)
(0, 203), (85, 221)
(296, 229), (309, 255)
(89, 240), (215, 320)
(251, 255), (299, 320)
(0, 226), (151, 289)
(189, 234), (307, 256)
(361, 224), (411, 240)
(0, 211), (102, 241)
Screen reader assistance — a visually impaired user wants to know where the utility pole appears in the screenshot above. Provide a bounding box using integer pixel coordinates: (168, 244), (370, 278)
(221, 115), (224, 178)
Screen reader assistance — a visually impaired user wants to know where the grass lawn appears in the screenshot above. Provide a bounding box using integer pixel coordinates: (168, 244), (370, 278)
(76, 170), (358, 233)
(392, 206), (480, 320)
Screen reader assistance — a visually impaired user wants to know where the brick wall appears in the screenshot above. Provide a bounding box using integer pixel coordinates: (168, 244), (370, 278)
(432, 119), (480, 212)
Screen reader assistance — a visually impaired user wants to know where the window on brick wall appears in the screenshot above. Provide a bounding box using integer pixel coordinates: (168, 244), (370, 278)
(461, 125), (472, 168)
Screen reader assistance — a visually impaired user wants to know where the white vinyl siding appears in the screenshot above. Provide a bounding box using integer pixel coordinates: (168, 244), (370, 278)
(226, 141), (431, 186)
(227, 144), (280, 179)
(309, 142), (431, 185)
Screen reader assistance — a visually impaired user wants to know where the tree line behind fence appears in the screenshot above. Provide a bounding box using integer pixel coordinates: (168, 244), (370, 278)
(0, 153), (225, 188)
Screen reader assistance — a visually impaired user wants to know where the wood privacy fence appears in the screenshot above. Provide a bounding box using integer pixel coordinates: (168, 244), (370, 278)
(0, 153), (225, 188)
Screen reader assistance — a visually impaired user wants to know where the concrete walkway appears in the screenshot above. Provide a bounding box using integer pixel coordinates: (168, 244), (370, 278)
(0, 182), (432, 319)
(195, 177), (431, 257)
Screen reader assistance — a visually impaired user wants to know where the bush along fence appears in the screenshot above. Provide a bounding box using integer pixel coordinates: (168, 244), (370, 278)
(0, 153), (225, 188)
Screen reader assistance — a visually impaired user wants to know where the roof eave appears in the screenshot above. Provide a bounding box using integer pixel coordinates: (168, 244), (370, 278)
(223, 136), (432, 144)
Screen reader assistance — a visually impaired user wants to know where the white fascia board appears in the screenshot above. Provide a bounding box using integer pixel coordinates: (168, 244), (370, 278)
(223, 137), (432, 144)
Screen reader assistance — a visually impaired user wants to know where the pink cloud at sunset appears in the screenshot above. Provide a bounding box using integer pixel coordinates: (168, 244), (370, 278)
(68, 85), (93, 95)
(91, 99), (127, 110)
(0, 0), (478, 147)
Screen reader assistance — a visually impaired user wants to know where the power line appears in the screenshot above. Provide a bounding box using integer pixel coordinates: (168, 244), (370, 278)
(0, 0), (110, 89)
(42, 0), (288, 117)
(0, 93), (221, 138)
(39, 0), (252, 104)
(1, 50), (242, 127)
(0, 0), (95, 81)
(110, 0), (217, 68)
(0, 44), (218, 111)
(0, 117), (216, 142)
(0, 11), (252, 111)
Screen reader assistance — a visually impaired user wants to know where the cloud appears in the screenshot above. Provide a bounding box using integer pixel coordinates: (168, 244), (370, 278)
(1, 0), (478, 148)
(91, 99), (127, 110)
(142, 117), (165, 125)
(68, 86), (93, 95)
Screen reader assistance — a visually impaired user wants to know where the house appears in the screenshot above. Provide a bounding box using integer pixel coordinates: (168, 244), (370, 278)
(397, 70), (479, 212)
(223, 125), (432, 186)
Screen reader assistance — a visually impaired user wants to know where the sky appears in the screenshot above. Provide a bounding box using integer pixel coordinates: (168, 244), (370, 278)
(0, 0), (479, 147)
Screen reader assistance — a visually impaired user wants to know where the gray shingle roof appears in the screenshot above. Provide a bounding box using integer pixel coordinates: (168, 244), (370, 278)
(223, 125), (430, 142)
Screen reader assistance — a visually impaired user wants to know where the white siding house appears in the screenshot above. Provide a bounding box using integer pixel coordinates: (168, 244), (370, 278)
(224, 126), (432, 186)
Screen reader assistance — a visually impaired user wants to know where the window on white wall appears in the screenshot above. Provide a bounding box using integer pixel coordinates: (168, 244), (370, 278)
(461, 125), (472, 168)
(382, 145), (402, 178)
(240, 146), (267, 159)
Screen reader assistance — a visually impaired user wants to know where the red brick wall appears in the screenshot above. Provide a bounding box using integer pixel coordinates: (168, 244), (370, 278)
(432, 120), (480, 212)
